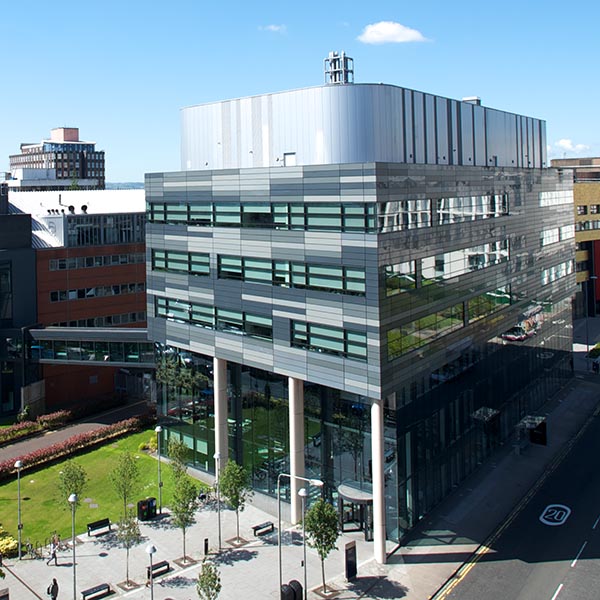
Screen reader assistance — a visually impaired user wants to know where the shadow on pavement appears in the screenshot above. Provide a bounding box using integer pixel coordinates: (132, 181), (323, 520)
(345, 576), (409, 599)
(399, 549), (475, 565)
(158, 574), (197, 589)
(212, 547), (258, 566)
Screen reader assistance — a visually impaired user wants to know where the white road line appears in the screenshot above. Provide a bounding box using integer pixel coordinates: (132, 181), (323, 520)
(551, 583), (564, 600)
(571, 540), (588, 567)
(593, 515), (600, 530)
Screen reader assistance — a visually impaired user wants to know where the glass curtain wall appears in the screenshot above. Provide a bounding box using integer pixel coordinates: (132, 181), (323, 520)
(227, 365), (289, 496)
(391, 297), (573, 538)
(156, 347), (215, 469)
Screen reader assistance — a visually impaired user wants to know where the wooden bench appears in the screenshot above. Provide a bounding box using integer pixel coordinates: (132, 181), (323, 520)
(81, 583), (111, 600)
(252, 521), (274, 536)
(87, 518), (111, 537)
(147, 559), (170, 580)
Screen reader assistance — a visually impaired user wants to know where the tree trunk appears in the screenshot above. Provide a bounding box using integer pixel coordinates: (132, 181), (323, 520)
(236, 509), (240, 541)
(183, 527), (187, 561)
(321, 559), (327, 593)
(126, 547), (130, 583)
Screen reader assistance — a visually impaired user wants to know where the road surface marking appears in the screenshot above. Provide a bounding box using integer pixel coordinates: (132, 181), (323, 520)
(551, 583), (563, 600)
(430, 403), (600, 600)
(593, 515), (600, 530)
(571, 540), (587, 567)
(540, 504), (571, 526)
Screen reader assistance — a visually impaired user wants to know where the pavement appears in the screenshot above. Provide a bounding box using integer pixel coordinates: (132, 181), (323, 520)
(1, 319), (600, 600)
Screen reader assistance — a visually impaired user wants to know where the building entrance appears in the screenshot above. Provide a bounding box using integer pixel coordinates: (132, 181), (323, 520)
(338, 482), (373, 541)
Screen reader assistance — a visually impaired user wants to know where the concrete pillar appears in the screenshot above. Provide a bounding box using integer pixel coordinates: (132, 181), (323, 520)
(289, 377), (305, 524)
(214, 357), (228, 469)
(371, 398), (387, 564)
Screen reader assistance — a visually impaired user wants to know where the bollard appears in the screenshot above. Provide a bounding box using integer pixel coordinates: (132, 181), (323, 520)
(204, 537), (209, 555)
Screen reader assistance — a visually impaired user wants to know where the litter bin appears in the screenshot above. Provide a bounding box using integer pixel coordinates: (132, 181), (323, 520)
(138, 497), (157, 521)
(280, 584), (294, 600)
(137, 499), (149, 521)
(288, 580), (303, 600)
(147, 497), (157, 519)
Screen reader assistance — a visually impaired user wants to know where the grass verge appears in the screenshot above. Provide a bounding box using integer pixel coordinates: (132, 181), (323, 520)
(0, 428), (206, 546)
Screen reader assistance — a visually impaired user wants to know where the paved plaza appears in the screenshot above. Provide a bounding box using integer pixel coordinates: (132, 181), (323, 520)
(1, 491), (398, 600)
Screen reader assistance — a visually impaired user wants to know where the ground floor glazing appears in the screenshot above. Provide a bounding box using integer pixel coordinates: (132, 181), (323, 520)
(155, 299), (573, 543)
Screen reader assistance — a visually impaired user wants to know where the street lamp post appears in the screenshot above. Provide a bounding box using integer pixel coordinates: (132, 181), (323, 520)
(68, 493), (77, 600)
(15, 460), (22, 560)
(213, 452), (221, 551)
(298, 487), (309, 600)
(276, 473), (323, 597)
(155, 425), (163, 514)
(146, 544), (156, 600)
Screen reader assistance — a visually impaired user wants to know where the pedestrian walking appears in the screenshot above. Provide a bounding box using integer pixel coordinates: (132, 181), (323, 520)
(47, 541), (58, 566)
(47, 578), (59, 599)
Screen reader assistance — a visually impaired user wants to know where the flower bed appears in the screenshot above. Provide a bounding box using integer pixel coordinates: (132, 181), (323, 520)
(0, 410), (73, 446)
(0, 416), (147, 482)
(0, 526), (18, 557)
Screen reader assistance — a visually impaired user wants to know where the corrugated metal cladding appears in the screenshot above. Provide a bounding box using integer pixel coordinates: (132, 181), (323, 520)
(181, 84), (547, 172)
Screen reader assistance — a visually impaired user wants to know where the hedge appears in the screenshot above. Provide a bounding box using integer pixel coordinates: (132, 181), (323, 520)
(0, 410), (72, 446)
(0, 416), (148, 483)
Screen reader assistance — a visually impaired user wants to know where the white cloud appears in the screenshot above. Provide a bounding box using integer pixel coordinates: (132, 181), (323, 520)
(357, 21), (428, 44)
(549, 138), (590, 157)
(259, 24), (287, 34)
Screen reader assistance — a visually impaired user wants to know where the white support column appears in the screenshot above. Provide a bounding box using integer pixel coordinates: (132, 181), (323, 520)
(214, 357), (229, 469)
(289, 377), (305, 524)
(371, 398), (387, 564)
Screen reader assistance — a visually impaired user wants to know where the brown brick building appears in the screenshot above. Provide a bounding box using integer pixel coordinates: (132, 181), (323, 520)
(10, 189), (147, 411)
(551, 158), (600, 315)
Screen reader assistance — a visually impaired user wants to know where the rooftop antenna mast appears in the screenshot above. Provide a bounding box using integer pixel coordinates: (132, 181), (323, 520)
(324, 51), (354, 84)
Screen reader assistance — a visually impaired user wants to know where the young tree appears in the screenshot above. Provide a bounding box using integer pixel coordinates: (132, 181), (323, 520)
(156, 353), (208, 422)
(57, 461), (88, 508)
(155, 354), (179, 390)
(304, 498), (340, 594)
(109, 452), (140, 518)
(197, 557), (221, 600)
(171, 473), (198, 561)
(116, 512), (142, 585)
(156, 354), (207, 394)
(168, 437), (189, 480)
(218, 461), (253, 542)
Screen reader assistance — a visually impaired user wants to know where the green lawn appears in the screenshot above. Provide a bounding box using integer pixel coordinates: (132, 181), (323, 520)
(0, 429), (207, 547)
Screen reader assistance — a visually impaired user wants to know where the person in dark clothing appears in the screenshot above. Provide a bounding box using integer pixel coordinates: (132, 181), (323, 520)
(47, 578), (59, 599)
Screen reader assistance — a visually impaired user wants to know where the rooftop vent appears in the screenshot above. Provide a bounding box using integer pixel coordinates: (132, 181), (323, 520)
(462, 96), (481, 106)
(324, 51), (354, 84)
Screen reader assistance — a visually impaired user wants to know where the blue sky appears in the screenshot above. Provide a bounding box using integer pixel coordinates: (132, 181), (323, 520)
(1, 0), (598, 182)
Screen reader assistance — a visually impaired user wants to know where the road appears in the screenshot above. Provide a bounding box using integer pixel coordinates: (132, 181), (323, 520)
(443, 409), (600, 600)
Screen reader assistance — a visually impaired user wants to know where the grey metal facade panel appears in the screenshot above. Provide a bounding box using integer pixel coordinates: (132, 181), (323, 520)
(145, 161), (573, 404)
(181, 84), (547, 172)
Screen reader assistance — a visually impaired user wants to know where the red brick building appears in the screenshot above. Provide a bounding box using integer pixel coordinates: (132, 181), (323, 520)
(10, 189), (147, 410)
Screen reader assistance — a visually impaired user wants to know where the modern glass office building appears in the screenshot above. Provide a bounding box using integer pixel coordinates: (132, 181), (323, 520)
(146, 57), (575, 560)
